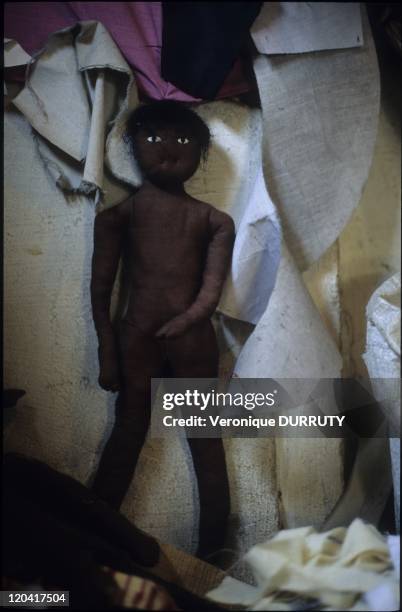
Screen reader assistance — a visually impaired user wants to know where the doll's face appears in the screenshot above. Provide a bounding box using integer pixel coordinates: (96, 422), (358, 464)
(133, 125), (202, 188)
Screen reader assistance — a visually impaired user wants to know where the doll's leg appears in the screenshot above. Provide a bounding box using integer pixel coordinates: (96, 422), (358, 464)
(187, 437), (230, 559)
(167, 320), (230, 558)
(92, 321), (164, 510)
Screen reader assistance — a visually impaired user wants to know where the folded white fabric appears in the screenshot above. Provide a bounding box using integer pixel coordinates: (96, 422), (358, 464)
(206, 518), (400, 610)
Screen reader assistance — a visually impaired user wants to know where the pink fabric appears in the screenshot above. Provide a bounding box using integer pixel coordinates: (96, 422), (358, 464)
(4, 1), (252, 102)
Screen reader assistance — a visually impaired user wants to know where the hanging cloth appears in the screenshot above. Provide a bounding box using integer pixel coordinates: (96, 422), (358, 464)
(161, 2), (262, 100)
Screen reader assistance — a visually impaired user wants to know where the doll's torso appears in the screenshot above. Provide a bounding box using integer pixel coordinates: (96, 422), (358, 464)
(122, 182), (213, 334)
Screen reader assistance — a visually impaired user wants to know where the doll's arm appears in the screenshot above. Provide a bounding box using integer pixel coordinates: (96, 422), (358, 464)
(91, 203), (128, 391)
(156, 208), (235, 338)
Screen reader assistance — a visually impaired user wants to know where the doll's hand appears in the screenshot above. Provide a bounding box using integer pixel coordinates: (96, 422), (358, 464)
(155, 314), (192, 339)
(98, 363), (120, 393)
(98, 345), (120, 392)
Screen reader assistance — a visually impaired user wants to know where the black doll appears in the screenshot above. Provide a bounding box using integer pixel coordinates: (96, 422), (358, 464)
(91, 101), (235, 559)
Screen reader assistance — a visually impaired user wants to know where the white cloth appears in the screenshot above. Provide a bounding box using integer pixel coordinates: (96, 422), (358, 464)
(251, 2), (363, 55)
(363, 273), (401, 532)
(4, 38), (31, 67)
(253, 5), (379, 270)
(207, 519), (400, 611)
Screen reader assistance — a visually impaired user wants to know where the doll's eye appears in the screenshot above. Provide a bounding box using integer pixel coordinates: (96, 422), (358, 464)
(146, 135), (162, 143)
(177, 137), (190, 144)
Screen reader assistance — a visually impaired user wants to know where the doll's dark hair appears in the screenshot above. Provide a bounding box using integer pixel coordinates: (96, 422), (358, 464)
(125, 100), (211, 160)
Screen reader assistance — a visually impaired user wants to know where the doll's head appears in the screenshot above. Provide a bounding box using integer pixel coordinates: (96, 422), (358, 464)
(125, 100), (210, 188)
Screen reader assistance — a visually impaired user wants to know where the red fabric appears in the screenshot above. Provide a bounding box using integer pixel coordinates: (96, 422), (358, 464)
(4, 1), (252, 101)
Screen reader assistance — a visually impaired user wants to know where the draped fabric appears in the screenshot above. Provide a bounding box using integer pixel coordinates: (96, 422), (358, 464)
(160, 1), (262, 99)
(4, 2), (255, 102)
